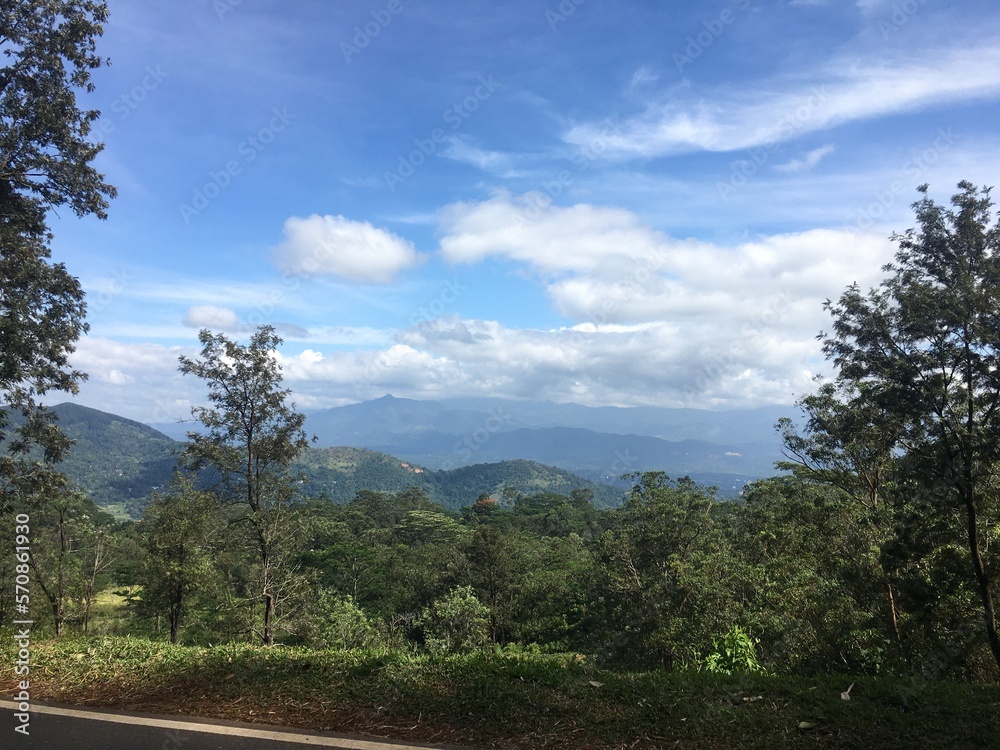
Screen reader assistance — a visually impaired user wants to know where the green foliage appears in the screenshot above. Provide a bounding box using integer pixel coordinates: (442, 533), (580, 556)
(17, 490), (117, 635)
(701, 626), (765, 675)
(314, 591), (379, 651)
(4, 636), (1000, 750)
(1, 0), (114, 509)
(48, 403), (178, 513)
(0, 0), (116, 218)
(592, 472), (737, 669)
(137, 474), (221, 644)
(178, 326), (311, 646)
(426, 459), (623, 510)
(782, 182), (1000, 676)
(418, 585), (491, 655)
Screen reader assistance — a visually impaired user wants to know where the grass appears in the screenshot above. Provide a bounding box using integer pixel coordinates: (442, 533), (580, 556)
(2, 633), (998, 749)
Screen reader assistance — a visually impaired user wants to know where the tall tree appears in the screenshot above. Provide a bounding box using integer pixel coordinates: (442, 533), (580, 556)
(139, 474), (220, 644)
(0, 0), (115, 219)
(28, 489), (111, 635)
(797, 182), (1000, 674)
(593, 472), (734, 669)
(178, 326), (310, 646)
(1, 0), (115, 509)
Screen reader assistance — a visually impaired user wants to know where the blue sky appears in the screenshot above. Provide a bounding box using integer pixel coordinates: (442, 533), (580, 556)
(49, 0), (1000, 423)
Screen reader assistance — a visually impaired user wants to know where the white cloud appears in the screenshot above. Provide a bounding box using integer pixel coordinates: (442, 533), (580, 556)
(628, 65), (659, 92)
(774, 144), (836, 173)
(564, 43), (1000, 157)
(183, 304), (241, 331)
(64, 337), (200, 423)
(440, 137), (512, 172)
(438, 191), (686, 273)
(64, 196), (904, 420)
(106, 369), (134, 386)
(273, 215), (423, 284)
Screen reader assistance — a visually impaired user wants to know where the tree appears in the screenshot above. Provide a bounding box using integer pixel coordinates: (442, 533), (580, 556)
(1, 0), (116, 219)
(1, 0), (114, 509)
(593, 473), (735, 669)
(178, 326), (311, 646)
(417, 585), (491, 655)
(139, 474), (221, 644)
(28, 489), (112, 635)
(794, 182), (1000, 674)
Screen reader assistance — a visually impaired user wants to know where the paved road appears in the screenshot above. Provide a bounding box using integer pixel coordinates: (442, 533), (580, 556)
(0, 700), (470, 750)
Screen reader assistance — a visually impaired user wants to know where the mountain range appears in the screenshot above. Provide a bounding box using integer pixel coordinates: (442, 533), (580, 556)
(270, 395), (790, 494)
(42, 402), (624, 517)
(46, 395), (793, 517)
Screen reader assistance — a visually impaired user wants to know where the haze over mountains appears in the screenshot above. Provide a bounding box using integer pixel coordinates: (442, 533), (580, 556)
(47, 395), (793, 518)
(156, 394), (794, 495)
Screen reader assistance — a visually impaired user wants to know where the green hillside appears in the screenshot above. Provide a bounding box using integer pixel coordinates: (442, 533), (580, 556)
(422, 458), (625, 509)
(50, 403), (179, 517)
(293, 446), (432, 501)
(295, 448), (624, 509)
(39, 405), (624, 515)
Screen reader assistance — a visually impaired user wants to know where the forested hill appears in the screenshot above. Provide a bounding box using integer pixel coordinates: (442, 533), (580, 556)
(46, 404), (625, 516)
(298, 448), (623, 509)
(46, 403), (180, 516)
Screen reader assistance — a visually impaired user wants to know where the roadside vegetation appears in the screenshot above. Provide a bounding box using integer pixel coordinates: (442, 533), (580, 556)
(1, 635), (998, 749)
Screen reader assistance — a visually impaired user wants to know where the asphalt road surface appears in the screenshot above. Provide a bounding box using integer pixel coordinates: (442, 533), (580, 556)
(0, 700), (470, 750)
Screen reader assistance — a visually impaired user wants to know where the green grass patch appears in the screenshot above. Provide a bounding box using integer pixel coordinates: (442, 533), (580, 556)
(1, 634), (998, 749)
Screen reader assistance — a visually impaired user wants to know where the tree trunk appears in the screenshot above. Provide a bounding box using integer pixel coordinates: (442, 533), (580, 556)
(170, 582), (183, 645)
(263, 591), (274, 646)
(963, 492), (1000, 673)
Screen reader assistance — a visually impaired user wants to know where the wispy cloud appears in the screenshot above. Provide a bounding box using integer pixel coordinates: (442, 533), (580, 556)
(564, 43), (1000, 157)
(628, 65), (659, 92)
(183, 305), (241, 331)
(439, 137), (512, 172)
(774, 144), (836, 173)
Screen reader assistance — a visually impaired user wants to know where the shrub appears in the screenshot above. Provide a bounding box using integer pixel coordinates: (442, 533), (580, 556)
(417, 586), (490, 655)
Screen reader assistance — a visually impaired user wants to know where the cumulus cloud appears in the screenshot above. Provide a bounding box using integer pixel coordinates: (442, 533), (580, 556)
(65, 337), (201, 424)
(436, 192), (894, 324)
(183, 305), (241, 331)
(273, 214), (423, 284)
(65, 196), (902, 419)
(426, 194), (897, 406)
(438, 191), (687, 273)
